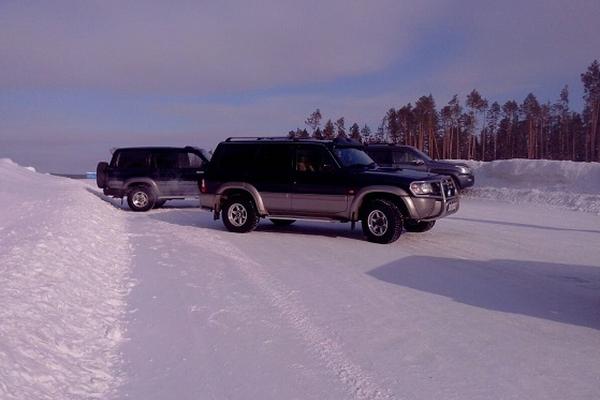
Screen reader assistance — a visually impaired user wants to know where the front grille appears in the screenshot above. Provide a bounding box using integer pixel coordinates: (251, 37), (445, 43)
(442, 178), (457, 198)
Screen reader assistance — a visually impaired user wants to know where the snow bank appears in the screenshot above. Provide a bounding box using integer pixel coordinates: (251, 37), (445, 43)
(0, 159), (132, 399)
(457, 159), (600, 214)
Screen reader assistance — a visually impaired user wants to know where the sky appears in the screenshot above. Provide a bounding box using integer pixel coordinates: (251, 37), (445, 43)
(1, 0), (599, 172)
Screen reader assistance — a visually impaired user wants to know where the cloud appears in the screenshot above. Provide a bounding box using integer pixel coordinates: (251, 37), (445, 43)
(0, 0), (448, 94)
(436, 0), (600, 97)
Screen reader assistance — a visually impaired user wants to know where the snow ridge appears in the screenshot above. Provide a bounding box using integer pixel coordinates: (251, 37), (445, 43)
(186, 230), (394, 400)
(0, 160), (132, 400)
(456, 159), (600, 214)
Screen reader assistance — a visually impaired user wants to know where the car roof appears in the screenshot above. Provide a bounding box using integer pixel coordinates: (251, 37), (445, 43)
(365, 144), (414, 150)
(221, 137), (362, 147)
(114, 146), (201, 152)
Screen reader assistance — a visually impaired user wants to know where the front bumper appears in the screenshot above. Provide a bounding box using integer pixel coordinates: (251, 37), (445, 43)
(406, 177), (460, 220)
(456, 173), (475, 189)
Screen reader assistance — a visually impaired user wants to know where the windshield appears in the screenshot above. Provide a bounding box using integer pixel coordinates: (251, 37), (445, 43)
(333, 147), (375, 168)
(411, 148), (432, 162)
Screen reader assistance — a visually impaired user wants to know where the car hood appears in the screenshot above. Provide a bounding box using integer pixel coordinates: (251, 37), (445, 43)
(359, 167), (441, 181)
(429, 160), (471, 170)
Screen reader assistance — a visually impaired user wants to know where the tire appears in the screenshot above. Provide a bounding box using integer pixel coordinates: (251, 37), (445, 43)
(361, 199), (403, 244)
(96, 162), (108, 188)
(154, 199), (167, 209)
(404, 219), (436, 233)
(269, 219), (295, 227)
(221, 197), (260, 233)
(127, 186), (155, 212)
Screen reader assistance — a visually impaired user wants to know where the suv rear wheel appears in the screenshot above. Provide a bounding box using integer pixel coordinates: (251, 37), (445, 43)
(404, 219), (435, 232)
(361, 199), (403, 244)
(222, 197), (260, 233)
(127, 186), (155, 212)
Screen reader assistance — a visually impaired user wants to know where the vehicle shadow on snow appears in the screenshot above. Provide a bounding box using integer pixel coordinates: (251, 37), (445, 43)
(367, 256), (600, 330)
(448, 216), (600, 234)
(148, 208), (365, 240)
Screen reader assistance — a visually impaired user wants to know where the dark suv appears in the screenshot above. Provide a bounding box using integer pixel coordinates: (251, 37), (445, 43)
(364, 144), (474, 190)
(200, 137), (459, 243)
(96, 146), (210, 211)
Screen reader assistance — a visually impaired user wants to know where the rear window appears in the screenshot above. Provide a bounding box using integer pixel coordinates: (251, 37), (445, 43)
(114, 150), (150, 168)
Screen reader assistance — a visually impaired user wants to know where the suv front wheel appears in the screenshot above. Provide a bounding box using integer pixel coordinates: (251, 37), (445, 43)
(361, 199), (403, 244)
(127, 186), (155, 212)
(222, 197), (260, 233)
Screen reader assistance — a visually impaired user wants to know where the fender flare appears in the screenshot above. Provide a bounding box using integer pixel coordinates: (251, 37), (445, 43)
(216, 182), (267, 215)
(349, 185), (418, 219)
(124, 178), (160, 194)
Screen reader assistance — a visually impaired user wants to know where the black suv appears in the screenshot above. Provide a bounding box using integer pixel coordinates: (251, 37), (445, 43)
(96, 146), (210, 211)
(364, 144), (474, 190)
(200, 137), (459, 243)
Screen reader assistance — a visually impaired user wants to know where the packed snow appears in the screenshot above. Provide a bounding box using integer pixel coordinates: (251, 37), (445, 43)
(0, 159), (132, 399)
(1, 157), (599, 400)
(458, 158), (600, 214)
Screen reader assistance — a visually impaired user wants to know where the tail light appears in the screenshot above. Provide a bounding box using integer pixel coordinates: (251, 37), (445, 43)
(200, 178), (207, 193)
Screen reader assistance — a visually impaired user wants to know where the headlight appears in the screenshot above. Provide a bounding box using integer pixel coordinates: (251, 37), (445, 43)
(458, 166), (471, 174)
(410, 181), (434, 195)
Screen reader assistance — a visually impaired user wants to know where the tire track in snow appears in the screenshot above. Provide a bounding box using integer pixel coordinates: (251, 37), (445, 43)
(168, 224), (395, 400)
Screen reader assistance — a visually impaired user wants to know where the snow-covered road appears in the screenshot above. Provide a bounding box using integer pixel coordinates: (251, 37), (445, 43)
(1, 159), (599, 400)
(115, 198), (600, 400)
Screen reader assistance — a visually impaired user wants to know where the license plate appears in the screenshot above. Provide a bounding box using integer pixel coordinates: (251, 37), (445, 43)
(447, 201), (458, 212)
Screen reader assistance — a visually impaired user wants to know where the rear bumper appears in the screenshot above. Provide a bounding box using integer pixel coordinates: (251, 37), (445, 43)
(103, 187), (125, 198)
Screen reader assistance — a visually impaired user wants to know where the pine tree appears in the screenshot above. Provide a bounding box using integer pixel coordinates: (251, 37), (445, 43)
(486, 102), (501, 160)
(501, 100), (518, 158)
(441, 96), (461, 159)
(384, 108), (400, 143)
(322, 119), (335, 140)
(466, 90), (488, 160)
(313, 127), (323, 140)
(581, 60), (600, 161)
(360, 124), (372, 143)
(335, 117), (347, 138)
(349, 123), (361, 142)
(521, 93), (541, 158)
(305, 109), (322, 134)
(397, 104), (414, 146)
(414, 95), (437, 157)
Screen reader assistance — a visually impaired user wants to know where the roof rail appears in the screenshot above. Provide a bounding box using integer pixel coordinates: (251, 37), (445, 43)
(225, 136), (318, 142)
(225, 136), (288, 142)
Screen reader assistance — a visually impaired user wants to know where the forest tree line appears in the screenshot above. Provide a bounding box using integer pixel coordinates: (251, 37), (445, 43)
(289, 60), (600, 162)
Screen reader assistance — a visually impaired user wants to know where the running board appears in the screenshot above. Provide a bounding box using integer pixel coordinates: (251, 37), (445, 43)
(267, 215), (348, 223)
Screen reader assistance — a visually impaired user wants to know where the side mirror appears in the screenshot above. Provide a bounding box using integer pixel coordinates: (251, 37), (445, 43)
(413, 159), (425, 166)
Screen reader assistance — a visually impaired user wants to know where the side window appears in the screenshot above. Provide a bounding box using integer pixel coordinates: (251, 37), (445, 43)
(253, 144), (291, 178)
(393, 149), (410, 163)
(393, 149), (421, 163)
(153, 151), (183, 169)
(217, 144), (258, 176)
(188, 152), (205, 168)
(117, 150), (150, 168)
(369, 149), (392, 164)
(295, 145), (335, 173)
